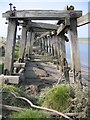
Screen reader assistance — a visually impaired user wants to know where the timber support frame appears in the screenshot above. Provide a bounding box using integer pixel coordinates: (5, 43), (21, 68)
(2, 4), (83, 83)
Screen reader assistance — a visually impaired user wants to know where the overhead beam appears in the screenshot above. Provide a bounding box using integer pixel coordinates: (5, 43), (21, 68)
(36, 32), (50, 40)
(77, 12), (90, 27)
(0, 75), (19, 84)
(2, 10), (82, 20)
(30, 28), (52, 32)
(57, 18), (70, 35)
(27, 22), (59, 30)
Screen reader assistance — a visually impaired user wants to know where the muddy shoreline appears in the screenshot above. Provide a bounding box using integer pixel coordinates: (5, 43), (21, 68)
(79, 40), (90, 44)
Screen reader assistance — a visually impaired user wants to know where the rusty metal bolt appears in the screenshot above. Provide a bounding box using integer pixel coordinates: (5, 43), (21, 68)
(5, 22), (8, 24)
(9, 3), (13, 11)
(13, 6), (16, 11)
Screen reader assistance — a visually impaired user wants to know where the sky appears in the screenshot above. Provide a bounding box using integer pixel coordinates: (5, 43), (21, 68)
(0, 0), (90, 38)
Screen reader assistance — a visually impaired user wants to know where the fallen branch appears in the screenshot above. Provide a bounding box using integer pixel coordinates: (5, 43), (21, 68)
(2, 91), (72, 120)
(65, 113), (78, 117)
(0, 104), (79, 118)
(0, 104), (25, 112)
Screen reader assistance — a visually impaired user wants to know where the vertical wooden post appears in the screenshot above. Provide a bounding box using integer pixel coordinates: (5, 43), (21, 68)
(29, 32), (35, 55)
(4, 19), (17, 75)
(47, 36), (50, 53)
(41, 38), (45, 50)
(55, 35), (60, 59)
(58, 33), (66, 73)
(50, 36), (54, 56)
(51, 35), (55, 56)
(40, 38), (43, 50)
(60, 34), (66, 63)
(49, 36), (51, 54)
(19, 25), (27, 61)
(45, 37), (48, 52)
(25, 31), (31, 56)
(45, 37), (48, 53)
(68, 18), (81, 82)
(52, 35), (56, 57)
(54, 36), (57, 58)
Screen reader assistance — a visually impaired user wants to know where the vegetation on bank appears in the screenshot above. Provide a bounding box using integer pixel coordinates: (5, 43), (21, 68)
(1, 84), (54, 119)
(1, 81), (88, 119)
(9, 109), (53, 119)
(39, 85), (74, 112)
(79, 38), (90, 41)
(0, 63), (4, 74)
(14, 43), (19, 61)
(1, 84), (36, 109)
(0, 46), (5, 57)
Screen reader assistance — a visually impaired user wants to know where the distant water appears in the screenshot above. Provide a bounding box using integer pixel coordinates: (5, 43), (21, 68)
(0, 42), (89, 68)
(66, 42), (89, 68)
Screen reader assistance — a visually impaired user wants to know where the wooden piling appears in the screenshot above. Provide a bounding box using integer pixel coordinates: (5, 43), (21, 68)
(4, 19), (17, 74)
(25, 31), (32, 56)
(68, 18), (81, 82)
(19, 25), (27, 61)
(29, 32), (35, 54)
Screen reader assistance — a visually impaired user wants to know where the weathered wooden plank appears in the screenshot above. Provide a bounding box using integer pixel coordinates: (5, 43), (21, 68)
(2, 10), (82, 20)
(47, 37), (51, 54)
(57, 18), (70, 35)
(25, 31), (32, 56)
(0, 75), (19, 84)
(51, 35), (57, 57)
(48, 36), (52, 54)
(68, 18), (81, 82)
(29, 32), (35, 54)
(47, 36), (54, 56)
(28, 22), (59, 30)
(42, 38), (45, 50)
(59, 34), (66, 73)
(36, 32), (50, 40)
(77, 12), (90, 27)
(4, 19), (17, 75)
(14, 62), (25, 68)
(30, 28), (50, 32)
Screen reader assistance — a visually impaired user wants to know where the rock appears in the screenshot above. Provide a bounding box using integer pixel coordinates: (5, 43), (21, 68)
(33, 67), (49, 77)
(25, 85), (39, 96)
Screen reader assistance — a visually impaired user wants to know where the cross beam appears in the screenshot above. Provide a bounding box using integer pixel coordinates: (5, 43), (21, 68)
(77, 12), (90, 27)
(57, 18), (70, 35)
(27, 22), (59, 31)
(36, 32), (50, 40)
(2, 10), (82, 20)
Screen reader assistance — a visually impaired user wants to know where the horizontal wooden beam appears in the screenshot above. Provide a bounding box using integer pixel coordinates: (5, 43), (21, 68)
(27, 22), (59, 30)
(57, 18), (70, 35)
(0, 75), (19, 84)
(77, 12), (90, 27)
(2, 10), (82, 20)
(32, 28), (49, 32)
(14, 62), (25, 68)
(36, 32), (50, 40)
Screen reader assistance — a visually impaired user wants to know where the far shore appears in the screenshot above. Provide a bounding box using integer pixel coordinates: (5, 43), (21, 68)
(79, 40), (90, 44)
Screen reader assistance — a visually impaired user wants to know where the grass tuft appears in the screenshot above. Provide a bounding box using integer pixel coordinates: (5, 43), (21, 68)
(40, 85), (74, 112)
(9, 109), (54, 119)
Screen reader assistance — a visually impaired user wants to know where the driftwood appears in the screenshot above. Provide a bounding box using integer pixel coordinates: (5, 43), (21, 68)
(0, 104), (78, 118)
(2, 91), (72, 120)
(0, 104), (25, 112)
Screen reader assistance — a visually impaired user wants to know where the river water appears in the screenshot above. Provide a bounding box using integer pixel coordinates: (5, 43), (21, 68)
(0, 42), (89, 68)
(66, 42), (89, 68)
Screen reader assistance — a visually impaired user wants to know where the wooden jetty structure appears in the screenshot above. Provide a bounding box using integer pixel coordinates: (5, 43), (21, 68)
(1, 4), (90, 84)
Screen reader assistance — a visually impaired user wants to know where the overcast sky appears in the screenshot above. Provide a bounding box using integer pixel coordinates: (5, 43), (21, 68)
(0, 0), (89, 38)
